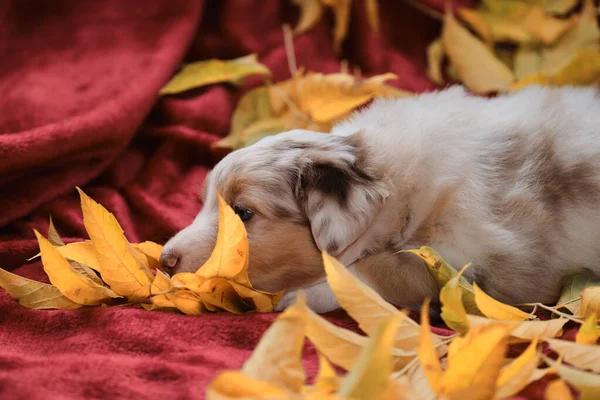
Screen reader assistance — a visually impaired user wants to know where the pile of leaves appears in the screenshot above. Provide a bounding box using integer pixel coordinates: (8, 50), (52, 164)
(428, 0), (600, 93)
(206, 250), (600, 400)
(0, 189), (281, 314)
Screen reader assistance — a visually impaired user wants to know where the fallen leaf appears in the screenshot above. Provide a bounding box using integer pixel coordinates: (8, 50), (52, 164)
(440, 263), (472, 334)
(576, 314), (600, 345)
(364, 0), (379, 34)
(132, 241), (164, 271)
(474, 282), (534, 321)
(337, 316), (401, 400)
(47, 215), (65, 247)
(322, 251), (434, 351)
(467, 314), (566, 340)
(324, 0), (351, 53)
(196, 278), (252, 314)
(292, 0), (324, 35)
(427, 39), (445, 85)
(206, 370), (289, 399)
(546, 338), (600, 373)
(241, 293), (307, 392)
(56, 241), (102, 272)
(557, 272), (600, 314)
(418, 298), (443, 394)
(0, 267), (82, 310)
(442, 10), (514, 93)
(78, 188), (153, 301)
(196, 193), (249, 284)
(494, 338), (540, 399)
(151, 270), (205, 315)
(544, 356), (600, 400)
(35, 230), (119, 305)
(304, 302), (419, 372)
(404, 247), (479, 314)
(544, 379), (575, 400)
(160, 54), (271, 95)
(578, 286), (600, 319)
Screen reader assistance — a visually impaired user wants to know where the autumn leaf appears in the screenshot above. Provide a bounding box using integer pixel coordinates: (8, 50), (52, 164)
(544, 379), (575, 400)
(442, 10), (514, 94)
(292, 0), (324, 35)
(467, 314), (566, 340)
(159, 54), (271, 95)
(546, 338), (600, 373)
(440, 264), (471, 334)
(578, 286), (600, 319)
(576, 314), (600, 345)
(544, 356), (600, 400)
(0, 267), (82, 310)
(311, 352), (340, 394)
(337, 316), (401, 400)
(557, 272), (600, 314)
(322, 251), (438, 352)
(418, 298), (444, 394)
(47, 215), (65, 247)
(151, 270), (205, 315)
(404, 247), (479, 315)
(77, 188), (153, 301)
(132, 241), (164, 272)
(241, 293), (307, 392)
(35, 230), (119, 305)
(494, 338), (541, 399)
(473, 282), (534, 321)
(426, 39), (445, 85)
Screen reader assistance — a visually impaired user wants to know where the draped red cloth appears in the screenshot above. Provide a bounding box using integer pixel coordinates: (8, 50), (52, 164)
(0, 1), (561, 398)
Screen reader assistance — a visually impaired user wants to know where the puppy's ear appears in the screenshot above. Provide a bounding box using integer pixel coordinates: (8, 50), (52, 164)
(295, 132), (389, 256)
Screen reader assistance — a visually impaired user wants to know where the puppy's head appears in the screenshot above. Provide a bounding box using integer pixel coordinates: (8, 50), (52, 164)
(160, 130), (389, 292)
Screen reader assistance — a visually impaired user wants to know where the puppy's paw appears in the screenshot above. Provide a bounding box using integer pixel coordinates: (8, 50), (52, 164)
(274, 281), (340, 314)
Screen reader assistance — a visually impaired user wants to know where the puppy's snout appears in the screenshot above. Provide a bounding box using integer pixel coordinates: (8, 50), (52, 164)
(160, 251), (181, 274)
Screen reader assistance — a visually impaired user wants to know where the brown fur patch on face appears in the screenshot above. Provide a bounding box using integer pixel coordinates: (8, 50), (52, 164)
(246, 218), (323, 292)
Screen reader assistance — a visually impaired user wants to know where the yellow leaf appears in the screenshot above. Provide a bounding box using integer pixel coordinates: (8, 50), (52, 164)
(544, 379), (574, 400)
(524, 7), (576, 45)
(131, 241), (164, 271)
(338, 316), (401, 400)
(150, 270), (176, 309)
(151, 270), (205, 315)
(427, 39), (445, 85)
(440, 264), (471, 334)
(304, 303), (418, 372)
(576, 314), (600, 345)
(467, 315), (566, 340)
(312, 352), (339, 393)
(159, 54), (271, 95)
(418, 298), (443, 394)
(578, 286), (600, 319)
(364, 0), (379, 34)
(546, 338), (600, 373)
(292, 0), (324, 35)
(439, 323), (510, 400)
(78, 188), (153, 301)
(544, 356), (600, 400)
(545, 0), (579, 15)
(557, 272), (600, 314)
(474, 282), (534, 321)
(206, 370), (288, 400)
(322, 251), (435, 352)
(0, 267), (82, 310)
(442, 11), (514, 93)
(47, 215), (65, 247)
(322, 0), (351, 54)
(35, 230), (119, 305)
(56, 241), (102, 272)
(242, 293), (307, 392)
(457, 8), (493, 44)
(404, 247), (479, 315)
(513, 46), (543, 81)
(229, 282), (283, 313)
(394, 364), (437, 400)
(197, 278), (251, 314)
(494, 338), (540, 399)
(196, 193), (249, 285)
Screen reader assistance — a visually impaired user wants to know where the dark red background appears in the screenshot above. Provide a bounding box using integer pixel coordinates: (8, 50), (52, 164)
(0, 1), (562, 398)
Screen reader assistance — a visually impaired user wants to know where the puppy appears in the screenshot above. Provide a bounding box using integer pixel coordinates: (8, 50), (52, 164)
(161, 85), (600, 313)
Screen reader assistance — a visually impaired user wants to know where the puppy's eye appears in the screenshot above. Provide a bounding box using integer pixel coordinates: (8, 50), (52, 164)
(234, 206), (254, 222)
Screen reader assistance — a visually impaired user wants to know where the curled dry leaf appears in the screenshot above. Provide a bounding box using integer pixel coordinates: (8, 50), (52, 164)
(578, 286), (600, 319)
(546, 338), (600, 373)
(78, 188), (153, 302)
(159, 54), (271, 95)
(467, 314), (566, 340)
(576, 314), (600, 345)
(544, 379), (575, 400)
(47, 215), (65, 247)
(439, 264), (471, 334)
(0, 267), (81, 310)
(557, 272), (600, 314)
(404, 247), (479, 315)
(35, 230), (119, 306)
(322, 251), (437, 351)
(473, 282), (534, 321)
(494, 338), (540, 399)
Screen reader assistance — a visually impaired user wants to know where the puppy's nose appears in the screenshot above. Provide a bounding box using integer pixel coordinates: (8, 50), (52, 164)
(160, 251), (180, 274)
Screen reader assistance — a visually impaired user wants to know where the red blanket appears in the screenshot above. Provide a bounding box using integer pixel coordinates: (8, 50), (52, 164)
(0, 0), (553, 398)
